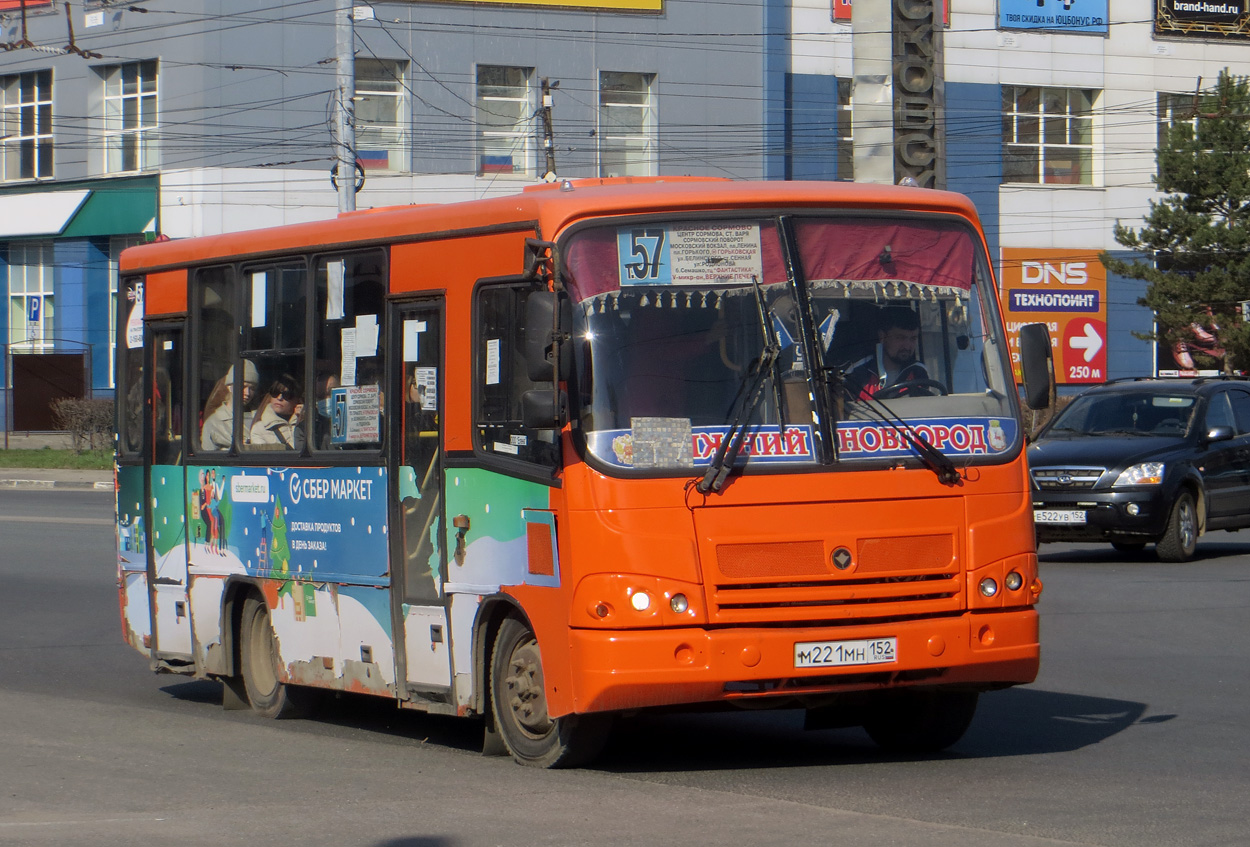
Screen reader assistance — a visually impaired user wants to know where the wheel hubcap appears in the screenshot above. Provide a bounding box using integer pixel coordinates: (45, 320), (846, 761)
(1179, 502), (1196, 550)
(504, 639), (551, 737)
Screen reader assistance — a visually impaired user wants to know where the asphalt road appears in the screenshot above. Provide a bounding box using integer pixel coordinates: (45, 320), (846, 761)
(2, 487), (1248, 847)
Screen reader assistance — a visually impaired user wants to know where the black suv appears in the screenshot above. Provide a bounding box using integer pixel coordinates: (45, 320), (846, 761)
(1028, 377), (1250, 561)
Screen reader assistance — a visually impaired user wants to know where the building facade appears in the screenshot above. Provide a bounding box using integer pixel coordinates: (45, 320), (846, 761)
(2, 0), (1244, 426)
(0, 0), (778, 423)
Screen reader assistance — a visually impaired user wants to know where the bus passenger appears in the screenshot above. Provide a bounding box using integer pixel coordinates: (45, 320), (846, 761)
(200, 361), (258, 452)
(250, 374), (304, 449)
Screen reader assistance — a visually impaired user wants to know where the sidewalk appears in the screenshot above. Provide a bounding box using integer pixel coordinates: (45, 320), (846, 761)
(0, 431), (113, 493)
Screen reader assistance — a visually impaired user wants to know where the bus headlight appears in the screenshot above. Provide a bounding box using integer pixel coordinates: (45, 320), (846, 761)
(573, 575), (706, 627)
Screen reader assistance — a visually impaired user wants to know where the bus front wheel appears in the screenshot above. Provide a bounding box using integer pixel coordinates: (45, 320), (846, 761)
(239, 596), (308, 719)
(489, 616), (611, 768)
(862, 689), (979, 753)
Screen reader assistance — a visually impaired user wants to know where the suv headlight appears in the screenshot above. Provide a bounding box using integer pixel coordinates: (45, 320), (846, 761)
(1113, 462), (1165, 486)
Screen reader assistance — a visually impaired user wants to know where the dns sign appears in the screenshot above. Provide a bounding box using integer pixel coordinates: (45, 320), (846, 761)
(1001, 249), (1108, 386)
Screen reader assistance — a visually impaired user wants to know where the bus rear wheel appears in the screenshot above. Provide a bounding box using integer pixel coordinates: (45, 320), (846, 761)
(239, 596), (308, 719)
(489, 616), (611, 768)
(862, 689), (979, 753)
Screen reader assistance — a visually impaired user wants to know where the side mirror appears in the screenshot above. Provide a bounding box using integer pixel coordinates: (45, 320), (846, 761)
(1204, 425), (1234, 444)
(521, 388), (568, 430)
(1019, 323), (1055, 411)
(525, 291), (573, 382)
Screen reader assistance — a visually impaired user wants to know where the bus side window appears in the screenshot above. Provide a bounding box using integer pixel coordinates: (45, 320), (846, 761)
(241, 264), (308, 453)
(475, 282), (559, 471)
(193, 266), (244, 454)
(312, 250), (387, 452)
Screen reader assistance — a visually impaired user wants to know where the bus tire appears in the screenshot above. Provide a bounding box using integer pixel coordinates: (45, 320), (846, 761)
(489, 616), (611, 768)
(862, 689), (979, 753)
(239, 596), (308, 719)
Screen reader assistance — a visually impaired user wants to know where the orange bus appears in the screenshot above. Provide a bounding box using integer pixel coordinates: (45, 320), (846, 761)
(115, 178), (1049, 767)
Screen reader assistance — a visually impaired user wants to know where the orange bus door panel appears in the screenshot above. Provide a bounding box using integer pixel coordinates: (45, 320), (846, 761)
(402, 605), (452, 689)
(149, 466), (192, 657)
(692, 499), (966, 626)
(442, 469), (556, 593)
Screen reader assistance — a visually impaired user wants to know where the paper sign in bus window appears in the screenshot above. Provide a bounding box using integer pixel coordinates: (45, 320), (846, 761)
(618, 222), (763, 287)
(126, 283), (144, 349)
(355, 314), (379, 357)
(341, 328), (357, 386)
(486, 338), (501, 385)
(329, 385), (381, 444)
(415, 366), (437, 412)
(326, 260), (345, 320)
(251, 271), (268, 328)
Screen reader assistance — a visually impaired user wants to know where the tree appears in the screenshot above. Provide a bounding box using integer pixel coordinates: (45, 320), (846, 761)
(1103, 70), (1250, 373)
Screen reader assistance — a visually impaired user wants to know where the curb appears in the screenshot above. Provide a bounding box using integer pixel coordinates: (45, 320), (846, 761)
(0, 479), (113, 492)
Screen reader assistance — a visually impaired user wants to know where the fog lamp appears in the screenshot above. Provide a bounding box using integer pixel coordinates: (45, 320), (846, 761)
(670, 593), (689, 613)
(630, 591), (652, 611)
(979, 577), (999, 597)
(1005, 571), (1024, 591)
(1126, 502), (1141, 516)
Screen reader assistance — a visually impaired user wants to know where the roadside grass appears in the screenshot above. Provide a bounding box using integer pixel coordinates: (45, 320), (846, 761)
(0, 448), (112, 470)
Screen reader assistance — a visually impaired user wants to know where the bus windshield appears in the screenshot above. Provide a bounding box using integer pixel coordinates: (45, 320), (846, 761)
(562, 214), (1017, 474)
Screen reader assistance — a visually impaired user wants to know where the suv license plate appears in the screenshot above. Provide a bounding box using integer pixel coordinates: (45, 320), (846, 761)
(794, 637), (897, 669)
(1035, 509), (1087, 524)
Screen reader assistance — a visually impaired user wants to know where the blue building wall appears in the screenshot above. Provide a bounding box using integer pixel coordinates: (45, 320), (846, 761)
(764, 0), (790, 180)
(1103, 252), (1156, 380)
(785, 73), (843, 181)
(944, 81), (1002, 268)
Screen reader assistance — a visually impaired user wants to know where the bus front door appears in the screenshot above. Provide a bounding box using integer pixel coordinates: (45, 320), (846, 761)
(146, 323), (193, 660)
(390, 301), (452, 695)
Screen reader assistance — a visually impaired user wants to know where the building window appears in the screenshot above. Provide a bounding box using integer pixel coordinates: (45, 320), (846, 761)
(7, 241), (54, 353)
(1157, 91), (1198, 152)
(598, 71), (656, 178)
(101, 61), (158, 173)
(1, 70), (53, 181)
(476, 65), (533, 177)
(1002, 86), (1096, 186)
(836, 78), (853, 181)
(355, 59), (408, 172)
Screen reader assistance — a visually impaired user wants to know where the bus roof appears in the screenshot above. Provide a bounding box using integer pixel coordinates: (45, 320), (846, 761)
(119, 178), (984, 274)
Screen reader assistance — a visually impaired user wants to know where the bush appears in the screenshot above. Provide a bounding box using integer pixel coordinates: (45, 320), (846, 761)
(51, 397), (115, 453)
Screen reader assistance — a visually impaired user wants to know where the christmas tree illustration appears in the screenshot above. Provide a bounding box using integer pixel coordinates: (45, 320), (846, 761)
(268, 496), (291, 578)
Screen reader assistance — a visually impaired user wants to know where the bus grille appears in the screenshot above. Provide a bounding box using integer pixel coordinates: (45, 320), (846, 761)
(710, 534), (961, 625)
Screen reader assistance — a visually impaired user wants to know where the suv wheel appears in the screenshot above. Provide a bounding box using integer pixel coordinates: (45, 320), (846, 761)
(1156, 491), (1198, 563)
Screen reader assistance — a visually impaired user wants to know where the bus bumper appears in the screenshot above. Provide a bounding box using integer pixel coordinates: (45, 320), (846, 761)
(566, 609), (1038, 715)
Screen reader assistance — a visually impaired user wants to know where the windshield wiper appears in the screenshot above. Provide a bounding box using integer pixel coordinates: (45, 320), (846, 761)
(696, 276), (781, 495)
(847, 383), (962, 487)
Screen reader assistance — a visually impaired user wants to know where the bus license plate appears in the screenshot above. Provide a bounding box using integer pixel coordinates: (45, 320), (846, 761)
(794, 637), (897, 669)
(1034, 509), (1087, 524)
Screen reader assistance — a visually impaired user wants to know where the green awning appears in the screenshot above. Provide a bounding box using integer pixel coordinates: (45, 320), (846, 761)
(60, 180), (157, 238)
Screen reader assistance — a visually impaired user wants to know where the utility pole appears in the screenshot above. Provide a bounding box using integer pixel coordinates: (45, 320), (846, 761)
(335, 0), (356, 212)
(540, 78), (557, 181)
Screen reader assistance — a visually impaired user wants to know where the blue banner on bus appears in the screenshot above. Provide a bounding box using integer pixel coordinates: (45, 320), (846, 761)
(836, 417), (1017, 458)
(186, 465), (389, 583)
